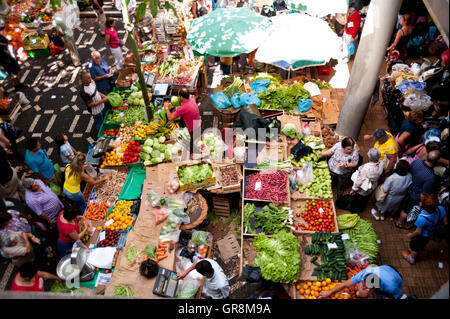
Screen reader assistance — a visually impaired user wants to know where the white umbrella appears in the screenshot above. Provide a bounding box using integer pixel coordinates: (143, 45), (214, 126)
(255, 13), (341, 71)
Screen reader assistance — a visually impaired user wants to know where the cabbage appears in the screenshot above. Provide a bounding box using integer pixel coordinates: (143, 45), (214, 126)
(144, 138), (153, 147)
(107, 92), (124, 108)
(281, 123), (298, 139)
(171, 96), (181, 107)
(164, 150), (172, 160)
(144, 160), (152, 166)
(140, 152), (150, 160)
(158, 136), (166, 143)
(151, 150), (161, 158)
(150, 158), (160, 165)
(160, 153), (165, 160)
(142, 146), (153, 154)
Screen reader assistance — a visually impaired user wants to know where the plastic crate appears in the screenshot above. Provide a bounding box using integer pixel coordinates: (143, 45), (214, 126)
(317, 65), (331, 76)
(97, 122), (121, 138)
(104, 109), (125, 125)
(26, 47), (50, 58)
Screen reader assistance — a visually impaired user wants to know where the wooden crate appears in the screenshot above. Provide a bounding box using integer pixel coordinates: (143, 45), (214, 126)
(212, 196), (231, 217)
(289, 199), (339, 235)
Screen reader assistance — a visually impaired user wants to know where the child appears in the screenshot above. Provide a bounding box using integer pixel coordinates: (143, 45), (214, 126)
(55, 134), (79, 165)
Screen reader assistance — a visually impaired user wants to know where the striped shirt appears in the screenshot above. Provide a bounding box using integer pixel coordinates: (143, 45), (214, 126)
(83, 82), (105, 115)
(25, 179), (63, 223)
(203, 258), (230, 299)
(136, 15), (154, 34)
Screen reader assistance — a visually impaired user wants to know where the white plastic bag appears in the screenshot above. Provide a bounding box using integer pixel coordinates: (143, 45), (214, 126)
(410, 63), (421, 76)
(159, 227), (181, 243)
(17, 92), (30, 105)
(297, 162), (313, 185)
(303, 82), (321, 97)
(403, 93), (433, 111)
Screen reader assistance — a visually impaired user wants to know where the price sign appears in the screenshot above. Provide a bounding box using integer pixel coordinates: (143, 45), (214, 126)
(98, 231), (106, 242)
(255, 181), (262, 191)
(318, 208), (325, 214)
(104, 219), (114, 227)
(327, 243), (338, 249)
(341, 233), (350, 241)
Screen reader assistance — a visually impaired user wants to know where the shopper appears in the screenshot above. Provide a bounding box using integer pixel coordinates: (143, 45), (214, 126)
(63, 153), (109, 213)
(319, 137), (359, 196)
(23, 178), (63, 227)
(396, 109), (424, 157)
(372, 160), (412, 221)
(0, 230), (39, 267)
(56, 203), (87, 259)
(192, 0), (210, 18)
(0, 196), (32, 235)
(10, 262), (62, 292)
(364, 128), (398, 177)
(24, 138), (57, 186)
(177, 259), (230, 299)
(402, 195), (447, 265)
(387, 13), (414, 55)
(88, 51), (115, 95)
(80, 71), (108, 134)
(105, 17), (124, 70)
(319, 265), (403, 299)
(54, 133), (80, 166)
(52, 12), (81, 67)
(341, 3), (361, 63)
(220, 56), (232, 76)
(92, 0), (106, 35)
(134, 10), (157, 47)
(0, 31), (28, 91)
(396, 150), (441, 229)
(0, 146), (25, 200)
(0, 120), (24, 165)
(348, 148), (384, 213)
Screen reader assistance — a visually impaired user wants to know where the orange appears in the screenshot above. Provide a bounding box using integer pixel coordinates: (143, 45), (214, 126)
(303, 284), (308, 290)
(307, 282), (312, 287)
(299, 289), (305, 295)
(322, 281), (327, 286)
(326, 278), (331, 284)
(300, 296), (305, 299)
(305, 289), (311, 296)
(315, 282), (321, 287)
(296, 284), (300, 290)
(322, 287), (329, 291)
(313, 291), (319, 297)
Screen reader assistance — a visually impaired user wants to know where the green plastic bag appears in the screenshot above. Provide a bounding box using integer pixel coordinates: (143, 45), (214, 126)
(107, 92), (124, 108)
(49, 182), (61, 196)
(337, 214), (360, 230)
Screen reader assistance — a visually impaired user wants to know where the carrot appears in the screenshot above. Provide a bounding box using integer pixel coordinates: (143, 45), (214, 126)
(151, 258), (158, 263)
(157, 254), (168, 261)
(159, 242), (167, 248)
(156, 248), (166, 253)
(156, 251), (165, 256)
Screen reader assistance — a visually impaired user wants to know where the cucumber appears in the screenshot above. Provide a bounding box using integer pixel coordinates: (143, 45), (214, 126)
(310, 256), (318, 263)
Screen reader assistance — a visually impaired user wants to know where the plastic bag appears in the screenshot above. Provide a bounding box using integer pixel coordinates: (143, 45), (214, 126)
(166, 213), (182, 229)
(183, 192), (195, 208)
(298, 99), (313, 113)
(240, 93), (261, 107)
(151, 207), (169, 225)
(176, 278), (200, 299)
(249, 79), (271, 94)
(107, 92), (124, 108)
(191, 230), (211, 246)
(347, 249), (370, 269)
(159, 227), (181, 242)
(303, 123), (312, 136)
(303, 82), (321, 97)
(17, 92), (30, 105)
(210, 91), (232, 109)
(402, 93), (433, 111)
(290, 141), (313, 161)
(410, 63), (421, 76)
(147, 191), (166, 208)
(289, 170), (299, 192)
(297, 162), (313, 185)
(171, 208), (190, 224)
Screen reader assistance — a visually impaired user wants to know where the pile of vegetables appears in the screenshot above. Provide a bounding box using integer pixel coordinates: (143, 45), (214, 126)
(253, 231), (300, 283)
(302, 135), (326, 152)
(298, 199), (336, 232)
(101, 142), (128, 167)
(289, 154), (327, 169)
(104, 200), (134, 231)
(245, 169), (289, 203)
(158, 55), (181, 78)
(126, 245), (142, 265)
(338, 214), (379, 263)
(127, 86), (152, 107)
(107, 92), (124, 108)
(123, 107), (145, 126)
(95, 170), (128, 203)
(176, 281), (200, 299)
(97, 230), (120, 247)
(103, 128), (119, 137)
(243, 203), (292, 234)
(281, 123), (303, 140)
(178, 163), (214, 185)
(118, 123), (140, 144)
(196, 133), (224, 159)
(113, 285), (134, 297)
(223, 76), (243, 99)
(254, 160), (292, 171)
(305, 232), (348, 281)
(298, 168), (332, 199)
(296, 279), (350, 299)
(84, 201), (110, 221)
(258, 84), (310, 112)
(122, 140), (142, 164)
(191, 231), (210, 246)
(143, 244), (157, 259)
(107, 110), (125, 123)
(218, 165), (240, 186)
(140, 136), (181, 166)
(133, 122), (159, 140)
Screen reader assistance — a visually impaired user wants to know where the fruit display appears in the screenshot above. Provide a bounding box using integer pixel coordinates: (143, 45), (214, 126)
(101, 143), (128, 167)
(96, 230), (120, 247)
(298, 168), (332, 199)
(79, 219), (93, 244)
(104, 201), (134, 231)
(122, 140), (142, 164)
(133, 123), (160, 140)
(84, 201), (110, 221)
(95, 170), (128, 204)
(302, 135), (326, 152)
(296, 279), (352, 299)
(103, 128), (119, 137)
(298, 200), (336, 232)
(118, 123), (139, 144)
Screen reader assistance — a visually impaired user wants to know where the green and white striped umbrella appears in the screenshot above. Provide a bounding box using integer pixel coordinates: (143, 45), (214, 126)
(187, 7), (272, 57)
(285, 0), (350, 17)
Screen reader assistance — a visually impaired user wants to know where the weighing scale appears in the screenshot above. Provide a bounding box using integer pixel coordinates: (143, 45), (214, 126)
(86, 137), (113, 166)
(152, 267), (179, 298)
(143, 71), (156, 87)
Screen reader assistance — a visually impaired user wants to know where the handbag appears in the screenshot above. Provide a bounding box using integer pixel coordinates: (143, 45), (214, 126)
(375, 175), (395, 202)
(406, 205), (422, 224)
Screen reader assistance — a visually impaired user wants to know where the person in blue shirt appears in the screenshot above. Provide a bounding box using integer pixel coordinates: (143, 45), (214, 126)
(319, 265), (403, 299)
(24, 138), (56, 186)
(88, 51), (114, 95)
(403, 194), (447, 265)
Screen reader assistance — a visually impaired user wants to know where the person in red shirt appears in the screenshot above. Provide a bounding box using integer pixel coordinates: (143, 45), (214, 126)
(164, 89), (201, 156)
(342, 4), (361, 63)
(56, 202), (87, 259)
(10, 262), (62, 292)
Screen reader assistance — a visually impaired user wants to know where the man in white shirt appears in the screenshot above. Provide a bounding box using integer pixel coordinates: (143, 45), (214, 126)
(79, 71), (108, 134)
(177, 258), (230, 299)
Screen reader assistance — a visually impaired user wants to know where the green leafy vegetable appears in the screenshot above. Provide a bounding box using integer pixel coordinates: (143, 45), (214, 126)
(143, 244), (157, 259)
(107, 92), (124, 108)
(258, 83), (310, 112)
(191, 231), (210, 245)
(253, 231), (300, 283)
(176, 281), (199, 299)
(113, 285), (134, 296)
(123, 107), (145, 126)
(281, 123), (298, 139)
(337, 214), (360, 230)
(126, 245), (141, 265)
(223, 76), (243, 99)
(178, 164), (214, 185)
(243, 203), (291, 234)
(342, 219), (379, 263)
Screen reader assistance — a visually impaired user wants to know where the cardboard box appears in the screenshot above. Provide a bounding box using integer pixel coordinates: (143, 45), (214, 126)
(177, 163), (216, 192)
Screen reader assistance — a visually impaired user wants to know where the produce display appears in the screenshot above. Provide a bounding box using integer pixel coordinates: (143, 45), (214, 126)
(305, 232), (347, 281)
(122, 140), (142, 164)
(84, 201), (110, 221)
(103, 128), (119, 137)
(298, 168), (332, 199)
(258, 84), (310, 112)
(223, 77), (243, 99)
(123, 107), (145, 126)
(142, 244), (157, 260)
(113, 285), (134, 296)
(289, 153), (327, 169)
(281, 123), (303, 140)
(245, 169), (289, 203)
(127, 88), (152, 108)
(158, 54), (181, 78)
(218, 165), (240, 187)
(126, 245), (141, 265)
(101, 143), (128, 167)
(243, 203), (292, 234)
(298, 200), (336, 232)
(96, 230), (120, 247)
(95, 170), (128, 204)
(254, 160), (292, 171)
(196, 133), (224, 158)
(79, 219), (93, 244)
(178, 163), (214, 185)
(140, 136), (180, 166)
(338, 215), (379, 263)
(155, 242), (168, 262)
(302, 135), (326, 152)
(296, 279), (351, 299)
(106, 110), (125, 123)
(133, 123), (160, 140)
(253, 231), (300, 284)
(118, 123), (140, 144)
(104, 201), (134, 231)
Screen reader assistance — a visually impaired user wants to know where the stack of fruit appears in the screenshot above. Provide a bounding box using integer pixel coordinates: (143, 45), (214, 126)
(79, 219), (93, 244)
(122, 140), (142, 164)
(103, 128), (119, 137)
(133, 123), (160, 140)
(96, 230), (120, 247)
(100, 143), (128, 167)
(298, 200), (336, 232)
(104, 201), (134, 231)
(296, 280), (352, 299)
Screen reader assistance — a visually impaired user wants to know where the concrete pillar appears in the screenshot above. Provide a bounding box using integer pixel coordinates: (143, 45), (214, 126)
(422, 0), (449, 46)
(336, 0), (403, 139)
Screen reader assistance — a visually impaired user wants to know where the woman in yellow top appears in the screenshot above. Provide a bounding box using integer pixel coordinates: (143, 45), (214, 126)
(63, 153), (109, 212)
(364, 128), (398, 177)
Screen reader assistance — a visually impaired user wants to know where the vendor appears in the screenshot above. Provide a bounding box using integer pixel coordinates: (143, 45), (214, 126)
(88, 51), (115, 95)
(319, 265), (403, 299)
(163, 89), (201, 154)
(176, 259), (230, 299)
(134, 10), (157, 47)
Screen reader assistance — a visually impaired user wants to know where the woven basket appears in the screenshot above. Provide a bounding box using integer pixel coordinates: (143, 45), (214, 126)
(180, 193), (208, 230)
(213, 104), (241, 125)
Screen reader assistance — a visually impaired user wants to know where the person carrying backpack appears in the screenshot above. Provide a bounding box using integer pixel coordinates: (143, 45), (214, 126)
(402, 194), (448, 265)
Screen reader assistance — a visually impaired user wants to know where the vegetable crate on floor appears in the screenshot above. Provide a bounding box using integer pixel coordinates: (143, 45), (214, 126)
(212, 196), (231, 217)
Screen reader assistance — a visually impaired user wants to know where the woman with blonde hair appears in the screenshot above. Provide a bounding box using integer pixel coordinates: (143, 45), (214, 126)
(62, 153), (109, 212)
